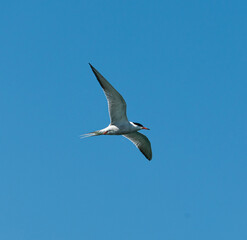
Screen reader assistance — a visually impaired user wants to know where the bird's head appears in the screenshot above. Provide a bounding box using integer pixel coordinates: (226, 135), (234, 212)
(132, 122), (150, 130)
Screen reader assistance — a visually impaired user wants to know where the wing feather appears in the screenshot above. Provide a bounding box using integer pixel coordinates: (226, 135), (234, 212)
(123, 132), (152, 160)
(89, 64), (128, 124)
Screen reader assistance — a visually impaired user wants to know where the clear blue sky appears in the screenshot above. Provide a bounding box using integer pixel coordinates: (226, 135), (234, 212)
(1, 1), (247, 239)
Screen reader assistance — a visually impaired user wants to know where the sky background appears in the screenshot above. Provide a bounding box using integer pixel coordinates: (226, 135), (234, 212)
(1, 0), (247, 239)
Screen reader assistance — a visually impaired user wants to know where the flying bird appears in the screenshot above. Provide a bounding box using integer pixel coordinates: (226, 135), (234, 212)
(82, 64), (152, 161)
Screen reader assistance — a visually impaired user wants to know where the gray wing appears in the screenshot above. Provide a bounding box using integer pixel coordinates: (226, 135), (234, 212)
(89, 64), (128, 124)
(123, 132), (152, 160)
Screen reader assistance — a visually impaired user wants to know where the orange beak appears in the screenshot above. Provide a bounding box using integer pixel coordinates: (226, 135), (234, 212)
(142, 127), (150, 130)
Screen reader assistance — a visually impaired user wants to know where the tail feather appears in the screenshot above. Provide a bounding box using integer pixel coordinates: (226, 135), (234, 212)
(80, 131), (101, 139)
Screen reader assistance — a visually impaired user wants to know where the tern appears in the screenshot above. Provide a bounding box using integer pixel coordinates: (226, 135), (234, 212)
(82, 64), (152, 161)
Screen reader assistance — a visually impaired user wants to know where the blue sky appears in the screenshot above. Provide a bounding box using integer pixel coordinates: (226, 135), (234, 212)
(1, 0), (247, 239)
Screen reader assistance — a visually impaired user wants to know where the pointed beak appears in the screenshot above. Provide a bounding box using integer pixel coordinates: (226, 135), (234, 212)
(142, 127), (150, 130)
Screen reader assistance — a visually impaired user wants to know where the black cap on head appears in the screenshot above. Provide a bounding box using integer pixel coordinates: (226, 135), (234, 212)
(133, 122), (143, 127)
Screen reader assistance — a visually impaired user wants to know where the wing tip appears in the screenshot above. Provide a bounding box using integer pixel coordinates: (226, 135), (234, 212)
(88, 63), (98, 75)
(88, 63), (106, 90)
(140, 149), (152, 161)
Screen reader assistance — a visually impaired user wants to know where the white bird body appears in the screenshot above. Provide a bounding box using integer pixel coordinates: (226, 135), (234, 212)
(95, 122), (141, 135)
(82, 64), (152, 161)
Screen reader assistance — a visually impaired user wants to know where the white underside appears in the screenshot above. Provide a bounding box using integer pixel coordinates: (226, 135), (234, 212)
(100, 121), (140, 135)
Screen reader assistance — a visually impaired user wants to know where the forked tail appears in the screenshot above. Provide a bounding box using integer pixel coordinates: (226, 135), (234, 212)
(80, 131), (101, 139)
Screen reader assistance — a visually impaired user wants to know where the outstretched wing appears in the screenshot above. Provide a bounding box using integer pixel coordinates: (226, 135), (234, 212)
(123, 132), (152, 160)
(89, 64), (128, 124)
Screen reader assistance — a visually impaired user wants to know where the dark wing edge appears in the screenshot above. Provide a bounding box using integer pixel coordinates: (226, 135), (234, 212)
(123, 132), (152, 161)
(89, 63), (108, 90)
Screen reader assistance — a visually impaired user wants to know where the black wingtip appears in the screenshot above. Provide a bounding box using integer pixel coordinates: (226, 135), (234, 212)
(140, 149), (152, 161)
(89, 63), (97, 73)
